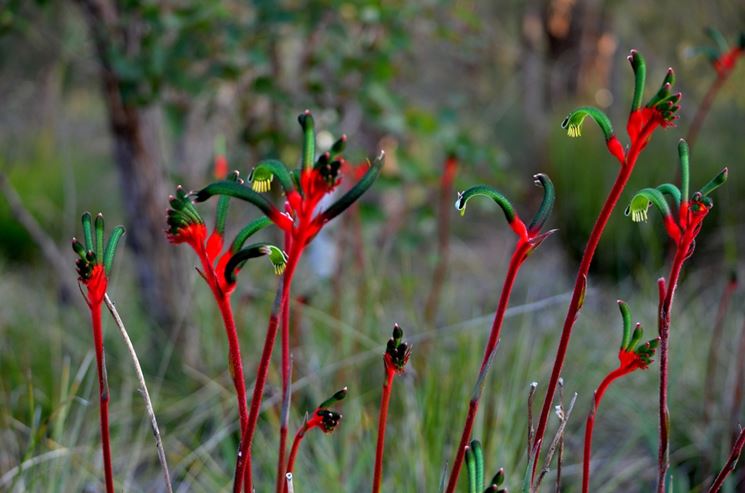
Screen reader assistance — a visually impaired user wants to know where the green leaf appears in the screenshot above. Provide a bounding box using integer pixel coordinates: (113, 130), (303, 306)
(230, 216), (273, 254)
(298, 110), (315, 171)
(624, 188), (672, 223)
(656, 184), (681, 209)
(678, 139), (689, 201)
(472, 440), (484, 491)
(698, 167), (728, 197)
(215, 171), (240, 236)
(103, 226), (125, 276)
(628, 50), (646, 112)
(94, 213), (105, 263)
(527, 173), (554, 234)
(455, 185), (516, 225)
(81, 212), (94, 253)
(705, 27), (730, 54)
(561, 106), (614, 142)
(618, 300), (633, 351)
(224, 242), (287, 284)
(318, 153), (384, 224)
(465, 446), (477, 493)
(194, 181), (281, 224)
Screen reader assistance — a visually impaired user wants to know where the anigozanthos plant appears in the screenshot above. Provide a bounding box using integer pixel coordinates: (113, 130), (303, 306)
(444, 174), (555, 493)
(687, 29), (745, 147)
(532, 51), (681, 485)
(194, 111), (383, 493)
(582, 301), (658, 493)
(372, 324), (411, 493)
(464, 439), (507, 493)
(624, 138), (728, 491)
(166, 172), (285, 488)
(72, 212), (125, 493)
(284, 387), (347, 493)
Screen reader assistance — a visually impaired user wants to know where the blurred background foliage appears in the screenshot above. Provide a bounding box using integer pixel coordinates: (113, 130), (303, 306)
(1, 0), (744, 491)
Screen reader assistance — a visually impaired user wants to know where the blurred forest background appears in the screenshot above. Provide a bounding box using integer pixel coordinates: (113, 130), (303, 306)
(1, 1), (745, 491)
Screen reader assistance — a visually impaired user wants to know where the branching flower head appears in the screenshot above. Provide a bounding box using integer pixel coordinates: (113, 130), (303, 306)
(455, 173), (556, 256)
(625, 139), (727, 248)
(561, 50), (681, 163)
(616, 300), (658, 373)
(167, 170), (286, 294)
(384, 324), (411, 375)
(193, 111), (383, 247)
(72, 212), (125, 306)
(305, 387), (347, 434)
(693, 28), (745, 78)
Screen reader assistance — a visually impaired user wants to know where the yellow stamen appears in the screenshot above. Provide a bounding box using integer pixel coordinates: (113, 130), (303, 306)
(567, 124), (582, 138)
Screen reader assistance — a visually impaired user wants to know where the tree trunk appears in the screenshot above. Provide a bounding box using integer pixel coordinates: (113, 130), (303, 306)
(76, 0), (193, 354)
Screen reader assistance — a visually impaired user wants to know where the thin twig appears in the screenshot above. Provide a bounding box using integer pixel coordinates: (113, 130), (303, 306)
(535, 392), (577, 491)
(0, 172), (81, 305)
(528, 382), (538, 465)
(104, 294), (173, 493)
(555, 378), (565, 493)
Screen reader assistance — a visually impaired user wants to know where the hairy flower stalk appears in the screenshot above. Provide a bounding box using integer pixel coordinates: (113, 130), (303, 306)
(444, 174), (556, 493)
(531, 51), (681, 484)
(72, 212), (125, 493)
(624, 139), (727, 491)
(194, 111), (382, 493)
(283, 388), (346, 492)
(687, 30), (745, 148)
(372, 324), (411, 493)
(708, 427), (745, 493)
(582, 301), (658, 493)
(167, 175), (284, 489)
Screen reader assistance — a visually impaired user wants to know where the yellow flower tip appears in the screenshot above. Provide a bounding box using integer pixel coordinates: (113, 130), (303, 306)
(631, 208), (648, 223)
(273, 263), (286, 275)
(251, 177), (273, 193)
(567, 124), (582, 138)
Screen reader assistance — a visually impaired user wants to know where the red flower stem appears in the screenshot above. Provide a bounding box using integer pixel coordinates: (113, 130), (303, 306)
(532, 122), (655, 483)
(372, 369), (396, 493)
(277, 260), (296, 493)
(90, 302), (115, 493)
(704, 275), (738, 424)
(283, 422), (309, 493)
(277, 231), (306, 493)
(708, 427), (745, 492)
(657, 241), (689, 493)
(686, 75), (726, 150)
(424, 156), (458, 325)
(193, 246), (251, 489)
(235, 276), (286, 493)
(582, 367), (630, 493)
(444, 240), (531, 493)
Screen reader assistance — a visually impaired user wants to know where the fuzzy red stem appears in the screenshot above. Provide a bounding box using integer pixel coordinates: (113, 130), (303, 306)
(277, 262), (295, 493)
(531, 124), (656, 483)
(708, 427), (745, 492)
(235, 275), (286, 493)
(91, 302), (115, 493)
(657, 242), (689, 492)
(704, 277), (738, 424)
(582, 367), (629, 493)
(277, 228), (306, 493)
(284, 423), (309, 493)
(372, 369), (396, 493)
(193, 246), (251, 490)
(686, 75), (726, 150)
(444, 240), (530, 493)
